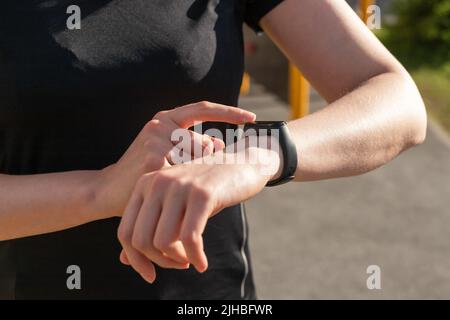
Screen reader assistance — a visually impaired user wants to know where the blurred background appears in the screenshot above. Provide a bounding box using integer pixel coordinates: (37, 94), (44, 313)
(240, 0), (450, 299)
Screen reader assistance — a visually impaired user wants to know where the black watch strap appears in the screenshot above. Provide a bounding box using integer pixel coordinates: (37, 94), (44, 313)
(243, 121), (298, 187)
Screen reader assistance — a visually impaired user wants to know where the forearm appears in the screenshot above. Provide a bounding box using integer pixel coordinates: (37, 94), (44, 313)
(288, 72), (427, 181)
(0, 170), (104, 241)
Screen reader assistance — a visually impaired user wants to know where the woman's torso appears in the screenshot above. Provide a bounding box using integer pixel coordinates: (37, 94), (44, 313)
(0, 0), (256, 299)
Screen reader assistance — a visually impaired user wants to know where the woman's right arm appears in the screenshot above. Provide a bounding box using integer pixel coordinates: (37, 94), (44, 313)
(0, 102), (255, 241)
(0, 170), (106, 241)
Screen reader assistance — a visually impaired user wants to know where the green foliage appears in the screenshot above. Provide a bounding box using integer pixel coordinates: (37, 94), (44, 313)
(413, 69), (450, 134)
(381, 0), (450, 75)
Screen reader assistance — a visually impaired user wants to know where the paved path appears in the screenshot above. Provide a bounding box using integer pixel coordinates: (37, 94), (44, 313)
(238, 82), (450, 299)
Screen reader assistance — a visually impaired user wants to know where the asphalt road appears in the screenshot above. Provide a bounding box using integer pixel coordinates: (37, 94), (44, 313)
(239, 82), (450, 299)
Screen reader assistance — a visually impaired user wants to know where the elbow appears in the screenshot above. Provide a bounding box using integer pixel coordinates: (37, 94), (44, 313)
(396, 72), (428, 149)
(410, 113), (427, 147)
(407, 81), (427, 148)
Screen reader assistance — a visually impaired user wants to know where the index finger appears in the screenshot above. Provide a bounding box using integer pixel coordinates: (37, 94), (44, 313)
(165, 101), (256, 128)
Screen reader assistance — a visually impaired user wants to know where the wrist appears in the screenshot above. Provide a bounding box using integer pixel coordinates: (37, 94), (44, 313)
(242, 121), (297, 186)
(71, 168), (113, 223)
(194, 139), (283, 183)
(88, 165), (120, 219)
(240, 144), (283, 183)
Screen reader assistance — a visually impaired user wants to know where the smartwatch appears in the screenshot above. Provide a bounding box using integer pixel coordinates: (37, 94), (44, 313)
(243, 121), (298, 187)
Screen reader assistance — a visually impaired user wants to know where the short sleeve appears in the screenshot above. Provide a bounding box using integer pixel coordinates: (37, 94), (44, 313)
(243, 0), (285, 33)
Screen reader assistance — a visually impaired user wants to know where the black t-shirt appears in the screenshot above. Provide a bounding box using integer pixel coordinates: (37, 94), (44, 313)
(0, 0), (284, 299)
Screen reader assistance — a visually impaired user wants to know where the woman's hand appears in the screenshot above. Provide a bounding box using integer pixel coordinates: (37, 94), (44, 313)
(94, 102), (256, 218)
(117, 142), (281, 283)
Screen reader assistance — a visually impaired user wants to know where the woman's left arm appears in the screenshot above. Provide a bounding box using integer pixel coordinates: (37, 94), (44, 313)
(117, 0), (428, 280)
(261, 0), (426, 181)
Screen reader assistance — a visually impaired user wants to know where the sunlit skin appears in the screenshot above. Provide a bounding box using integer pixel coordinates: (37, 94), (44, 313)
(0, 0), (426, 284)
(116, 0), (427, 282)
(0, 103), (255, 241)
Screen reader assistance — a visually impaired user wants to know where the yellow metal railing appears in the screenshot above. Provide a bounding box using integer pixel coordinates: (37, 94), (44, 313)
(360, 0), (375, 23)
(240, 72), (251, 96)
(289, 65), (309, 119)
(288, 0), (376, 119)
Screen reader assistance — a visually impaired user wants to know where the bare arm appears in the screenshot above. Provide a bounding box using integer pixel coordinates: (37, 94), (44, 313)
(115, 1), (429, 276)
(261, 0), (427, 181)
(0, 171), (103, 241)
(0, 104), (255, 241)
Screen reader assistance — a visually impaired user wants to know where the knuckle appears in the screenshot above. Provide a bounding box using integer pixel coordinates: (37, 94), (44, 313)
(144, 119), (160, 132)
(198, 133), (211, 144)
(136, 173), (151, 188)
(202, 138), (214, 150)
(153, 110), (169, 120)
(153, 172), (171, 185)
(143, 154), (165, 171)
(144, 120), (169, 137)
(169, 177), (186, 190)
(117, 224), (131, 244)
(150, 172), (177, 190)
(197, 101), (212, 110)
(131, 233), (149, 253)
(190, 183), (211, 202)
(180, 230), (200, 247)
(153, 236), (170, 252)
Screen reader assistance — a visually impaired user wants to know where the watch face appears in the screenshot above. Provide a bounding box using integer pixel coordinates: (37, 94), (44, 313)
(243, 121), (286, 138)
(244, 121), (286, 128)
